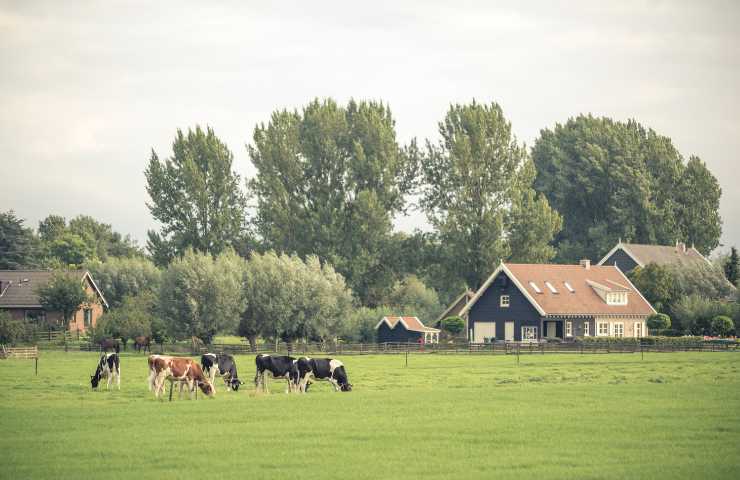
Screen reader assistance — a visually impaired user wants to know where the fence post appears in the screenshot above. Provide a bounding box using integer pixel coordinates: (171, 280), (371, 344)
(516, 343), (520, 366)
(405, 343), (409, 367)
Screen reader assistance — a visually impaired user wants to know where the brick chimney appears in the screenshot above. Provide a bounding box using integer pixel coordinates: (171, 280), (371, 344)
(580, 259), (591, 269)
(676, 241), (686, 254)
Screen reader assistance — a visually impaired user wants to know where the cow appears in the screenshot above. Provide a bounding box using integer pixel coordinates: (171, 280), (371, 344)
(296, 357), (352, 393)
(201, 353), (242, 391)
(147, 354), (172, 391)
(150, 355), (214, 400)
(91, 352), (121, 390)
(134, 336), (151, 353)
(254, 354), (299, 393)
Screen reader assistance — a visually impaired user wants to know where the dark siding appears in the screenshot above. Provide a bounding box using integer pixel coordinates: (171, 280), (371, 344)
(468, 272), (542, 341)
(602, 248), (639, 273)
(376, 322), (423, 343)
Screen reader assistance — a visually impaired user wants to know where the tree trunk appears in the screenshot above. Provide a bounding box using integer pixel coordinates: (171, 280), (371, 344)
(247, 336), (257, 352)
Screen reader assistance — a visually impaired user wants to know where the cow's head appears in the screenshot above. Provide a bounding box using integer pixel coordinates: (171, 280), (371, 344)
(90, 373), (101, 389)
(340, 383), (353, 392)
(198, 380), (215, 397)
(230, 378), (243, 391)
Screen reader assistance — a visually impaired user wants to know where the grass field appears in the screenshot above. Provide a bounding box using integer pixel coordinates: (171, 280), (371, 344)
(1, 351), (739, 479)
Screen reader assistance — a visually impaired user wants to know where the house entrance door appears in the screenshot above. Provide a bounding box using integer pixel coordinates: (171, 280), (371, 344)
(546, 321), (557, 339)
(505, 322), (514, 341)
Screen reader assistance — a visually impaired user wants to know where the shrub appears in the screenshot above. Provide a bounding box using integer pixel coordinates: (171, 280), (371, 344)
(710, 315), (734, 337)
(647, 313), (671, 334)
(441, 316), (465, 335)
(0, 311), (26, 345)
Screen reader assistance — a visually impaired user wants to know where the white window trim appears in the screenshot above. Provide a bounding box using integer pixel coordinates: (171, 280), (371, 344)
(564, 282), (575, 293)
(634, 322), (643, 338)
(565, 321), (573, 337)
(521, 326), (538, 342)
(500, 295), (510, 308)
(529, 282), (542, 294)
(583, 321), (590, 336)
(545, 281), (558, 294)
(597, 322), (609, 337)
(612, 322), (624, 337)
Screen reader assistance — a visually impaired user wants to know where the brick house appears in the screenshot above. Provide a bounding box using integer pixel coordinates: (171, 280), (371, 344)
(458, 260), (656, 342)
(0, 270), (108, 333)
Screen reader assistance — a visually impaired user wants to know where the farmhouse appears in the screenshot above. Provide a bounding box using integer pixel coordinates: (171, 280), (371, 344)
(598, 241), (711, 273)
(0, 270), (108, 333)
(459, 260), (655, 343)
(375, 316), (441, 344)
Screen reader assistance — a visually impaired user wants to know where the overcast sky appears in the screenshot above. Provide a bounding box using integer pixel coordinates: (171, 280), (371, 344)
(1, 1), (738, 256)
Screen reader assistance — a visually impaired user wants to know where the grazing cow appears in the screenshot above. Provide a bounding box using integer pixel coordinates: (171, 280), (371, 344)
(91, 352), (121, 390)
(98, 338), (120, 353)
(150, 356), (214, 400)
(147, 354), (172, 391)
(254, 354), (299, 393)
(201, 353), (242, 391)
(296, 357), (352, 392)
(134, 336), (151, 353)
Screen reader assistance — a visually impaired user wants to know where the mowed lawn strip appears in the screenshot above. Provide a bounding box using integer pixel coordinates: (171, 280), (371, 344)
(0, 351), (738, 479)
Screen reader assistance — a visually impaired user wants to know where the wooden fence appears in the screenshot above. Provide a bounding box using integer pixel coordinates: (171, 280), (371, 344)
(72, 340), (739, 356)
(1, 345), (39, 374)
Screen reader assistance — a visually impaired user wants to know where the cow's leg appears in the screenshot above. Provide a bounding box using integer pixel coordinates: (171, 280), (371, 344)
(106, 372), (112, 390)
(116, 368), (121, 390)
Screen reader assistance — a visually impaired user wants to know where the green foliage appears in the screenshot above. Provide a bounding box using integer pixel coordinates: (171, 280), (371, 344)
(85, 256), (161, 308)
(646, 313), (671, 333)
(710, 315), (734, 337)
(36, 272), (90, 323)
(628, 265), (676, 313)
(37, 214), (141, 266)
(666, 263), (736, 301)
(532, 115), (722, 261)
(724, 247), (739, 287)
(381, 275), (441, 324)
(158, 248), (246, 343)
(0, 210), (39, 269)
(145, 126), (248, 265)
(672, 295), (734, 336)
(242, 251), (355, 345)
(342, 306), (393, 343)
(97, 293), (157, 345)
(441, 316), (465, 335)
(0, 310), (26, 345)
(421, 101), (561, 289)
(249, 98), (417, 305)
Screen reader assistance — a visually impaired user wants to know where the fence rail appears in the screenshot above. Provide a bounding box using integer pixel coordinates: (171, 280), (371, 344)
(68, 340), (739, 356)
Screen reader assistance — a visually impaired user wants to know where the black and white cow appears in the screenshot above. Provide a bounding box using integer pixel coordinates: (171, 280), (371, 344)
(254, 354), (299, 393)
(201, 353), (242, 391)
(296, 357), (352, 392)
(91, 352), (120, 390)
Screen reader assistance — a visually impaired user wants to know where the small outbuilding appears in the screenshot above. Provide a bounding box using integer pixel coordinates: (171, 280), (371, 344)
(375, 316), (440, 344)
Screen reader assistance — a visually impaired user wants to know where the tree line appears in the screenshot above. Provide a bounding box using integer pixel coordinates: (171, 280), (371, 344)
(0, 98), (735, 344)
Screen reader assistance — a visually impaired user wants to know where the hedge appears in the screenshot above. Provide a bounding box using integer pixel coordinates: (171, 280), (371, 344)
(574, 336), (706, 346)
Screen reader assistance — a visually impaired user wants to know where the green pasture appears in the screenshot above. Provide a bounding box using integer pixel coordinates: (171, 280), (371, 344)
(1, 351), (739, 479)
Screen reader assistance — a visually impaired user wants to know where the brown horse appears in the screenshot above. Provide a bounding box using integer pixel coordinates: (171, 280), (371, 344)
(98, 338), (120, 353)
(134, 336), (151, 353)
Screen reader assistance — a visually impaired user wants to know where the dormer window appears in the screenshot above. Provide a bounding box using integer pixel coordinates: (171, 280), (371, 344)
(564, 282), (575, 293)
(529, 282), (542, 293)
(606, 292), (628, 305)
(545, 281), (558, 294)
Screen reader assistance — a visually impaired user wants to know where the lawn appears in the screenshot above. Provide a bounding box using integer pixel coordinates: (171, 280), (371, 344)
(0, 351), (739, 479)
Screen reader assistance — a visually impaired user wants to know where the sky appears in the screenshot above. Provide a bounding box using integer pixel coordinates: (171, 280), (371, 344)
(1, 0), (738, 256)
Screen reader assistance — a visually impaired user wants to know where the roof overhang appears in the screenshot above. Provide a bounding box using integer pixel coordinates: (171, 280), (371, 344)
(83, 271), (109, 309)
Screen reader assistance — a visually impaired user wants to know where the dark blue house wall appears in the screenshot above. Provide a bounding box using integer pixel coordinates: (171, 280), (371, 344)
(602, 249), (639, 273)
(376, 322), (423, 343)
(468, 272), (542, 341)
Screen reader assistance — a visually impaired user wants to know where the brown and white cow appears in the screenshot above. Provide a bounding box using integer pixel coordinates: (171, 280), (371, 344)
(149, 355), (214, 399)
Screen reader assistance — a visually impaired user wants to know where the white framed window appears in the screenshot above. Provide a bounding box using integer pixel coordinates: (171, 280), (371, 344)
(529, 282), (542, 293)
(545, 281), (558, 293)
(565, 321), (573, 337)
(522, 326), (538, 342)
(564, 282), (575, 293)
(634, 322), (643, 338)
(583, 321), (590, 336)
(606, 292), (628, 305)
(500, 295), (510, 307)
(612, 323), (624, 337)
(597, 322), (609, 336)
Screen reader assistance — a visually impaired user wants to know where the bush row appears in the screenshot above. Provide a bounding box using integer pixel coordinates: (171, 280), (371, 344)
(574, 335), (708, 346)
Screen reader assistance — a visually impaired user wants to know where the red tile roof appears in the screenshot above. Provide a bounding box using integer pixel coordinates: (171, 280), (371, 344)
(461, 263), (656, 317)
(375, 316), (440, 333)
